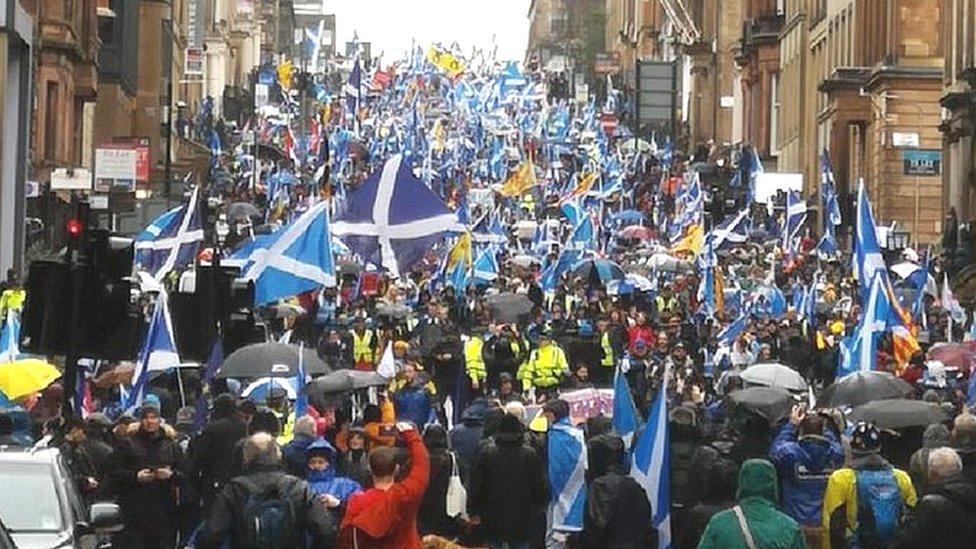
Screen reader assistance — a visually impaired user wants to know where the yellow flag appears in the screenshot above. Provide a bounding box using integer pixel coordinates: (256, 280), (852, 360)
(670, 224), (704, 256)
(569, 172), (598, 199)
(498, 159), (537, 197)
(277, 60), (294, 90)
(447, 232), (473, 270)
(426, 46), (465, 76)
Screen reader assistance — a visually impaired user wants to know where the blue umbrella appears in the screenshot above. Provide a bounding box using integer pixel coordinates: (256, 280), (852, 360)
(572, 258), (625, 285)
(610, 210), (646, 226)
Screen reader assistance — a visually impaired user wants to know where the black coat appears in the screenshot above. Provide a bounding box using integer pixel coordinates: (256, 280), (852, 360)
(111, 425), (182, 530)
(467, 431), (547, 542)
(418, 426), (458, 537)
(191, 415), (248, 499)
(894, 474), (976, 548)
(582, 434), (656, 549)
(197, 466), (336, 549)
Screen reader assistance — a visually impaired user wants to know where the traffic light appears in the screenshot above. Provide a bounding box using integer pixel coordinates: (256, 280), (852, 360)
(65, 199), (90, 252)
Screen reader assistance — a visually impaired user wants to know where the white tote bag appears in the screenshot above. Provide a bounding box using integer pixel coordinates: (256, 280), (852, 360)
(445, 452), (468, 519)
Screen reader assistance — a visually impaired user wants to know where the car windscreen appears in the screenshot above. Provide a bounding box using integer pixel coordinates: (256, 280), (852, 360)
(0, 462), (64, 532)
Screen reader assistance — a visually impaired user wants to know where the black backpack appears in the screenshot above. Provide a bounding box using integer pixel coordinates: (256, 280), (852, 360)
(236, 476), (300, 549)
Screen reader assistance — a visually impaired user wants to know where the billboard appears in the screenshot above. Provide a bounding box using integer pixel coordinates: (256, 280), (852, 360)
(94, 148), (137, 192)
(594, 52), (621, 75)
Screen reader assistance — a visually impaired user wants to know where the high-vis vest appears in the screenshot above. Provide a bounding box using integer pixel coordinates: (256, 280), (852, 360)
(352, 330), (375, 365)
(464, 337), (487, 383)
(518, 344), (568, 389)
(600, 332), (614, 368)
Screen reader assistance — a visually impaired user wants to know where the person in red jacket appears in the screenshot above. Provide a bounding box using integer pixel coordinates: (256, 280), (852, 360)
(338, 422), (430, 549)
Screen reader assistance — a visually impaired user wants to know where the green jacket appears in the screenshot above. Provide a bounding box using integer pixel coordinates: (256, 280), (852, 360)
(698, 459), (807, 549)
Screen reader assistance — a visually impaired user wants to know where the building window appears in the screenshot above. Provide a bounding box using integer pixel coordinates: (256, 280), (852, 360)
(898, 0), (942, 59)
(770, 72), (780, 155)
(44, 82), (58, 163)
(550, 13), (568, 36)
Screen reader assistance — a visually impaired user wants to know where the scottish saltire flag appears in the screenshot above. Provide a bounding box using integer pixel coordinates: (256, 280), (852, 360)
(333, 154), (463, 276)
(541, 249), (580, 293)
(193, 338), (223, 433)
(612, 367), (640, 449)
(344, 61), (363, 116)
(232, 200), (336, 305)
(126, 291), (180, 410)
(709, 208), (751, 250)
(570, 215), (595, 250)
(0, 311), (20, 362)
(853, 179), (887, 304)
(293, 343), (310, 419)
(631, 362), (672, 548)
(837, 273), (890, 377)
(717, 314), (748, 346)
(742, 145), (763, 204)
(135, 186), (204, 281)
(561, 198), (583, 227)
(783, 190), (807, 256)
(817, 151), (842, 254)
(548, 417), (587, 532)
(472, 248), (498, 283)
(697, 241), (718, 318)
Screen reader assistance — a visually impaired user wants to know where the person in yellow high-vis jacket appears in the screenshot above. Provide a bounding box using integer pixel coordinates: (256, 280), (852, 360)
(517, 332), (569, 396)
(349, 317), (376, 370)
(463, 333), (488, 392)
(595, 318), (615, 386)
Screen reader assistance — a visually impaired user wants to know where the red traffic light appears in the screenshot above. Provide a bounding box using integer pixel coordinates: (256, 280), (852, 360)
(66, 218), (84, 237)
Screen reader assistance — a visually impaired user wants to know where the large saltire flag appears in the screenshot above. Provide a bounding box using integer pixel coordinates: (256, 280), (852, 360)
(548, 418), (587, 532)
(232, 200), (337, 305)
(497, 158), (537, 197)
(126, 291), (180, 410)
(852, 179), (887, 303)
(332, 154), (464, 277)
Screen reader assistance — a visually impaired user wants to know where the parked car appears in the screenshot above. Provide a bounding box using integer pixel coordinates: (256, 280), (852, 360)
(0, 447), (122, 548)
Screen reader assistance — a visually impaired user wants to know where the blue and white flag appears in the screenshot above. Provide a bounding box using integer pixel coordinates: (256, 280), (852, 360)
(717, 314), (748, 346)
(126, 291), (180, 410)
(783, 190), (807, 256)
(344, 61), (363, 116)
(548, 418), (587, 532)
(561, 198), (583, 228)
(837, 273), (890, 377)
(612, 366), (640, 448)
(135, 186), (204, 281)
(631, 362), (672, 548)
(709, 208), (751, 250)
(472, 248), (498, 283)
(570, 215), (595, 250)
(233, 200), (336, 305)
(0, 311), (20, 362)
(853, 179), (887, 304)
(332, 154), (464, 277)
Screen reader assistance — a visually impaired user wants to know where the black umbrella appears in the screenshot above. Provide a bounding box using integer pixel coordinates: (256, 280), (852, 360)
(728, 387), (796, 423)
(307, 370), (389, 409)
(848, 399), (948, 430)
(821, 371), (914, 407)
(228, 202), (261, 221)
(216, 342), (330, 378)
(485, 292), (533, 323)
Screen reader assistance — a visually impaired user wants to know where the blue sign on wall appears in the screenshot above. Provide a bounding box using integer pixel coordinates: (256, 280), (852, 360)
(903, 150), (942, 176)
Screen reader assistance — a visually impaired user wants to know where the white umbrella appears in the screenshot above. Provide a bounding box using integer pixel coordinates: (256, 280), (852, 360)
(740, 362), (808, 392)
(646, 253), (694, 273)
